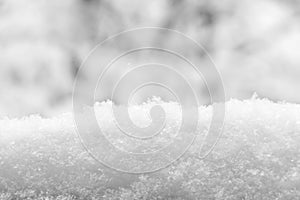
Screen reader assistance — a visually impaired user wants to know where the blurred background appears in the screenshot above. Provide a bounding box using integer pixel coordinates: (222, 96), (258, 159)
(0, 0), (299, 117)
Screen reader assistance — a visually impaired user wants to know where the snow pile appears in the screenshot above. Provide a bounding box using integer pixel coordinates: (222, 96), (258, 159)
(0, 98), (300, 199)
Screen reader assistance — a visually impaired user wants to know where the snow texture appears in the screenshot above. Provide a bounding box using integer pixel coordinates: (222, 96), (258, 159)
(0, 98), (300, 199)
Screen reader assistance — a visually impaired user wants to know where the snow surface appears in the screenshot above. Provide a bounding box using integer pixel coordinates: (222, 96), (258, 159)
(1, 98), (300, 199)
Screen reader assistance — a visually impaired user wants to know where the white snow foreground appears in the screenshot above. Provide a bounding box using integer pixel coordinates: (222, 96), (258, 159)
(1, 98), (300, 198)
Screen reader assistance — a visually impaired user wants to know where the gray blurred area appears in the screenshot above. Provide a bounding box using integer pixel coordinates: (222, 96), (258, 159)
(0, 0), (299, 117)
